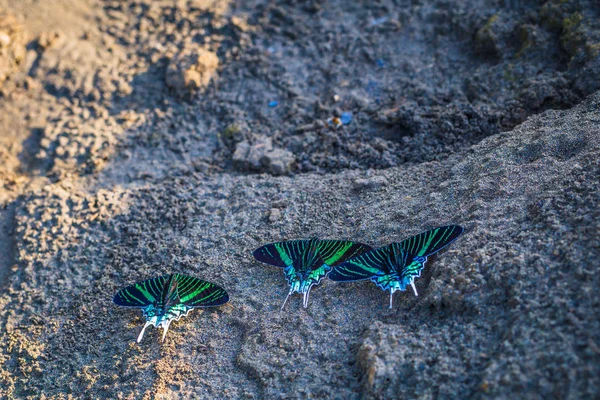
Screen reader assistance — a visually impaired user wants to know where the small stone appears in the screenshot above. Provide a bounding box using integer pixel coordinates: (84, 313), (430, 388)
(232, 141), (251, 167)
(341, 112), (353, 125)
(58, 136), (69, 146)
(232, 135), (295, 175)
(232, 136), (273, 171)
(474, 15), (500, 58)
(269, 208), (281, 223)
(353, 176), (388, 191)
(0, 31), (10, 47)
(166, 47), (219, 95)
(0, 11), (26, 86)
(231, 16), (251, 32)
(37, 31), (62, 49)
(261, 148), (295, 175)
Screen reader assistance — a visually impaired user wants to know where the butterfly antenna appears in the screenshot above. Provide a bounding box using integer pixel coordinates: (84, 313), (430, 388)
(389, 291), (394, 309)
(410, 282), (418, 297)
(137, 321), (152, 343)
(161, 320), (172, 342)
(280, 291), (292, 310)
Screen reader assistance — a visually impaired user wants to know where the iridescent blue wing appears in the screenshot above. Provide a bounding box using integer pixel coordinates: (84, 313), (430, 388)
(287, 239), (324, 308)
(253, 239), (372, 270)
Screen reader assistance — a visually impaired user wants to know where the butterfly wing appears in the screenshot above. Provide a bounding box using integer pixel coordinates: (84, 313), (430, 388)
(293, 239), (326, 291)
(254, 239), (374, 308)
(296, 253), (327, 308)
(289, 239), (373, 286)
(328, 245), (394, 282)
(288, 239), (372, 286)
(253, 240), (312, 268)
(113, 275), (168, 308)
(398, 225), (464, 259)
(283, 239), (323, 296)
(329, 226), (464, 284)
(369, 243), (426, 291)
(378, 225), (465, 293)
(174, 273), (229, 308)
(316, 240), (373, 266)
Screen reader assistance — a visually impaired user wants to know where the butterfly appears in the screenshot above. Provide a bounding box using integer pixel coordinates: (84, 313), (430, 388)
(113, 273), (229, 343)
(328, 225), (464, 308)
(253, 238), (373, 309)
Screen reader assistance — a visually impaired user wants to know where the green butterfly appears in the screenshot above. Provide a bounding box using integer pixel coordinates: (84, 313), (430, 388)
(113, 273), (229, 343)
(253, 238), (372, 309)
(329, 225), (464, 308)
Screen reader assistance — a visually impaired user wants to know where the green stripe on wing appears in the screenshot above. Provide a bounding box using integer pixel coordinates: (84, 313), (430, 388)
(399, 225), (464, 258)
(329, 226), (463, 308)
(113, 273), (229, 343)
(113, 275), (167, 307)
(330, 226), (463, 283)
(317, 240), (373, 266)
(328, 246), (392, 281)
(253, 240), (309, 268)
(175, 273), (229, 307)
(253, 238), (373, 308)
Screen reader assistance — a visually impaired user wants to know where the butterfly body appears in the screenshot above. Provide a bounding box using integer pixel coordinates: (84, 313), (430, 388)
(253, 238), (372, 309)
(113, 273), (229, 343)
(329, 226), (464, 308)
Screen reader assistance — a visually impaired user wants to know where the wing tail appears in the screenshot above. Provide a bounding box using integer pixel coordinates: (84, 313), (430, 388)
(137, 321), (153, 343)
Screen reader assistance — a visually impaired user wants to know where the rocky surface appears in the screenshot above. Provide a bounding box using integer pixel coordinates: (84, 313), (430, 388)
(0, 0), (598, 398)
(166, 47), (220, 96)
(0, 9), (25, 90)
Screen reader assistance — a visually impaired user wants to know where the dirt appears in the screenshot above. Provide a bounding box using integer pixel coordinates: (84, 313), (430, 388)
(0, 0), (598, 398)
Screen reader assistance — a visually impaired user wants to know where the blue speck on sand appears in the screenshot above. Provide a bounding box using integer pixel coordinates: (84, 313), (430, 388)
(376, 59), (385, 68)
(268, 101), (278, 107)
(341, 112), (352, 125)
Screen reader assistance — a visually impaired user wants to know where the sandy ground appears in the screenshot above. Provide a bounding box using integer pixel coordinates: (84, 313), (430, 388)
(0, 0), (599, 398)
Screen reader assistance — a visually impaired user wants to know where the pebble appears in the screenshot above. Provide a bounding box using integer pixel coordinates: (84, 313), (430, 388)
(341, 112), (353, 125)
(166, 47), (219, 95)
(353, 175), (389, 191)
